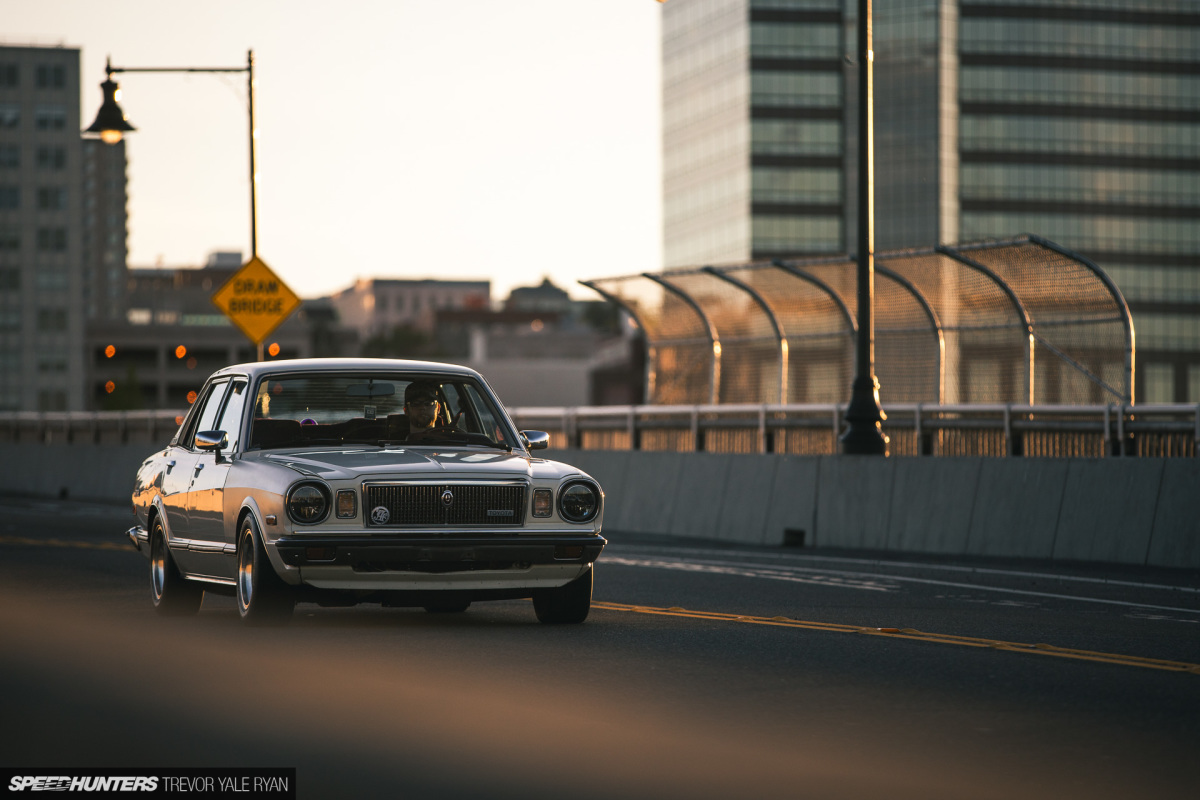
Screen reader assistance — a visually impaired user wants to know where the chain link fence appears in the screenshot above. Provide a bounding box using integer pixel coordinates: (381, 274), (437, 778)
(584, 236), (1134, 407)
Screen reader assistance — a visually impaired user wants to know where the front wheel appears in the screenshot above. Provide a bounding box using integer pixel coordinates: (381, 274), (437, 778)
(150, 519), (203, 616)
(236, 516), (295, 626)
(532, 567), (593, 624)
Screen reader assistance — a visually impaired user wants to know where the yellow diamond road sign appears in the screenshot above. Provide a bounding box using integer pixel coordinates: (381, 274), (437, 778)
(211, 256), (301, 345)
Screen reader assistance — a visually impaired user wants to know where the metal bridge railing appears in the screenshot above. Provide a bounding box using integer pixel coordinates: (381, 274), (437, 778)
(2, 405), (1196, 457)
(0, 410), (184, 446)
(508, 403), (1200, 458)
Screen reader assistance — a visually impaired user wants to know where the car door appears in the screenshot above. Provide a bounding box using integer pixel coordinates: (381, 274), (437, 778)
(186, 378), (249, 580)
(168, 379), (229, 576)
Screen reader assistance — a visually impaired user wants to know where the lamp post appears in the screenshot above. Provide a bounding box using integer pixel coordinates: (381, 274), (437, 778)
(839, 0), (888, 455)
(85, 50), (259, 261)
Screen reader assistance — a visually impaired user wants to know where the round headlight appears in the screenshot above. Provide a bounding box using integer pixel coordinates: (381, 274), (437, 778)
(287, 483), (330, 524)
(558, 481), (600, 523)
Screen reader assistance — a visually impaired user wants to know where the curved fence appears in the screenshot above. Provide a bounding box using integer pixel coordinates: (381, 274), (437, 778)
(583, 236), (1134, 407)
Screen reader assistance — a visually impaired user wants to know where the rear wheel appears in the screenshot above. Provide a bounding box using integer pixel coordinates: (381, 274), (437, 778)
(150, 519), (203, 616)
(236, 515), (295, 626)
(532, 567), (592, 624)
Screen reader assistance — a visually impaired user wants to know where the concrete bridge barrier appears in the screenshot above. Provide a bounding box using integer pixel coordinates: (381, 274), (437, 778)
(549, 449), (1199, 570)
(1, 442), (1195, 570)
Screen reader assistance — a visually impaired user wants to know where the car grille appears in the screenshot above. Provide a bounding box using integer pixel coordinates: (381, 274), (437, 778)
(363, 483), (527, 527)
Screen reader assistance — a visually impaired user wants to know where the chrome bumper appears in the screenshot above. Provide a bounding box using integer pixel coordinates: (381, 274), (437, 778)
(127, 525), (149, 553)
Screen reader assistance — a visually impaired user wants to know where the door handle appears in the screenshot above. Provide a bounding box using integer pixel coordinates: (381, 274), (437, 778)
(194, 463), (205, 472)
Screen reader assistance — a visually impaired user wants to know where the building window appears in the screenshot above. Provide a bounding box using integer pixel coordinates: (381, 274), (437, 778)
(0, 185), (17, 210)
(0, 63), (17, 88)
(35, 269), (67, 290)
(37, 228), (67, 252)
(0, 228), (19, 252)
(37, 308), (67, 331)
(37, 187), (67, 210)
(0, 104), (18, 129)
(34, 106), (67, 131)
(0, 145), (17, 169)
(36, 147), (66, 170)
(0, 268), (18, 291)
(37, 357), (67, 373)
(1143, 363), (1174, 403)
(35, 64), (66, 89)
(0, 309), (20, 331)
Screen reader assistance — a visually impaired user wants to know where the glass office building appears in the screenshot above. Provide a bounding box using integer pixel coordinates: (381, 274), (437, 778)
(0, 46), (86, 411)
(663, 0), (1200, 402)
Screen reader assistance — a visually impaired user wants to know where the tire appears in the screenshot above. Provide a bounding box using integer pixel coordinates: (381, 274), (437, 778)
(150, 518), (203, 616)
(236, 515), (295, 626)
(532, 567), (593, 624)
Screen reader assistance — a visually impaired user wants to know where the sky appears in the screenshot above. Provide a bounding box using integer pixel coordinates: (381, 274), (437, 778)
(6, 0), (664, 302)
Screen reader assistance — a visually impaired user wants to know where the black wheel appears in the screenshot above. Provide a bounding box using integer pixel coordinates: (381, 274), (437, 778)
(150, 518), (203, 616)
(236, 515), (295, 626)
(532, 567), (593, 624)
(423, 600), (471, 614)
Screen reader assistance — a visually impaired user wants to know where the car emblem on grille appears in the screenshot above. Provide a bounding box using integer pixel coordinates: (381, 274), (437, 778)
(370, 506), (390, 525)
(441, 489), (454, 507)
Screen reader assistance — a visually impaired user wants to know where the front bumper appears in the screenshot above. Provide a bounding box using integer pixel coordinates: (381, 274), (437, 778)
(127, 525), (148, 553)
(273, 532), (606, 570)
(274, 532), (606, 592)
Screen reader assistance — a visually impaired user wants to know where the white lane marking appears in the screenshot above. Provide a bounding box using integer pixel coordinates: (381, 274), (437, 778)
(613, 544), (1200, 596)
(603, 556), (897, 592)
(605, 553), (1200, 616)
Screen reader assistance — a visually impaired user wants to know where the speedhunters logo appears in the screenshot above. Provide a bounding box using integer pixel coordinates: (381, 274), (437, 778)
(8, 777), (157, 791)
(1, 770), (294, 799)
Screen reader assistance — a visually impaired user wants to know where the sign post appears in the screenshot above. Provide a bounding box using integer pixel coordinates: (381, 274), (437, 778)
(211, 256), (301, 360)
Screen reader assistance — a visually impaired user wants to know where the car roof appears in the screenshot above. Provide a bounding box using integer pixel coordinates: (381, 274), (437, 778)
(210, 357), (486, 382)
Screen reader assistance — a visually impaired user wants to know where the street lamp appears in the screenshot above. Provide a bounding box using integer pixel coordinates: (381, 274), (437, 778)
(839, 0), (888, 455)
(84, 50), (259, 259)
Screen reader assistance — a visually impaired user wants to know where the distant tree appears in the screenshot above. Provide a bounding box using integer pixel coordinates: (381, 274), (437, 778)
(580, 301), (621, 335)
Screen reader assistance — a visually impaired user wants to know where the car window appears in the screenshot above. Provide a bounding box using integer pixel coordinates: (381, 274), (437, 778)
(247, 373), (513, 450)
(217, 379), (249, 451)
(463, 384), (511, 448)
(190, 380), (229, 447)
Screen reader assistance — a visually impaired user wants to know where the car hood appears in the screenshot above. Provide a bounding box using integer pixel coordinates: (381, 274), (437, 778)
(249, 447), (534, 481)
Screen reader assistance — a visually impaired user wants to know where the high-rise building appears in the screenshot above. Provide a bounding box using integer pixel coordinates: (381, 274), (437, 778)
(0, 45), (86, 411)
(81, 136), (129, 321)
(662, 0), (1200, 402)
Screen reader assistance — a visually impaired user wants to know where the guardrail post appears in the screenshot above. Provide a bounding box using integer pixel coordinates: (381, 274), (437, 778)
(629, 408), (640, 451)
(1194, 404), (1199, 458)
(1004, 405), (1024, 456)
(916, 404), (933, 456)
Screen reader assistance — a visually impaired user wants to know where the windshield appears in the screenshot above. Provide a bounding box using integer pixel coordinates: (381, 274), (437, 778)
(246, 373), (515, 451)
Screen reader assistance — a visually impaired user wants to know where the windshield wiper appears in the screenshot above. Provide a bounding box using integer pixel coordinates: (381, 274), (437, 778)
(400, 431), (512, 451)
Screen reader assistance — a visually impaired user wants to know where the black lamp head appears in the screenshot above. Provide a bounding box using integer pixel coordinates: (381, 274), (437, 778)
(85, 76), (136, 144)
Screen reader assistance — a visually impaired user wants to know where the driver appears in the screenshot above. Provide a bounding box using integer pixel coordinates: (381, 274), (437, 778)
(403, 380), (442, 441)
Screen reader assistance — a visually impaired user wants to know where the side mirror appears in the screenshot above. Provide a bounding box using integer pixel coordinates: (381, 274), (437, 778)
(521, 430), (550, 451)
(195, 430), (228, 452)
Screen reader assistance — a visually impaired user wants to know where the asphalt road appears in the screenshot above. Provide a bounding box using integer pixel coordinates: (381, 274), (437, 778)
(1, 496), (1198, 800)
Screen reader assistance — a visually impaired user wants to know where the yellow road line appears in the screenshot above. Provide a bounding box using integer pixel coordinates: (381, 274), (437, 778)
(592, 601), (1200, 675)
(0, 535), (128, 551)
